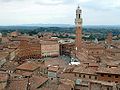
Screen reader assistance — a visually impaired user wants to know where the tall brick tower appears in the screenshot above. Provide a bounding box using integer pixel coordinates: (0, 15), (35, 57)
(75, 6), (82, 52)
(106, 32), (112, 45)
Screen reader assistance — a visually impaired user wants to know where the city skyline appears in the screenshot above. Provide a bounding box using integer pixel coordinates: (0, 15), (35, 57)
(0, 0), (120, 25)
(0, 1), (120, 89)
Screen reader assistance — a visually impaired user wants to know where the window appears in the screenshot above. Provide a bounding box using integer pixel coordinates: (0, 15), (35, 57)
(95, 76), (97, 80)
(101, 74), (104, 77)
(115, 81), (118, 83)
(79, 14), (80, 19)
(75, 73), (76, 76)
(107, 87), (109, 90)
(89, 76), (91, 79)
(111, 54), (115, 56)
(107, 87), (112, 90)
(83, 75), (85, 78)
(79, 74), (81, 77)
(108, 75), (111, 77)
(115, 75), (118, 78)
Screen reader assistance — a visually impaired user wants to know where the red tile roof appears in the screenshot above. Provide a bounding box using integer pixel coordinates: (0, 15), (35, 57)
(7, 75), (48, 90)
(96, 67), (120, 75)
(48, 66), (59, 72)
(73, 65), (97, 75)
(58, 84), (72, 90)
(16, 61), (39, 71)
(30, 75), (49, 89)
(45, 58), (66, 67)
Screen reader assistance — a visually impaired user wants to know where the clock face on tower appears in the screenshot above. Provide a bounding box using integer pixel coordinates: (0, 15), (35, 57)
(75, 18), (82, 27)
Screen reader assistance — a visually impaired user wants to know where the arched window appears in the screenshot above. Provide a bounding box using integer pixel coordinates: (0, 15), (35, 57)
(79, 14), (80, 19)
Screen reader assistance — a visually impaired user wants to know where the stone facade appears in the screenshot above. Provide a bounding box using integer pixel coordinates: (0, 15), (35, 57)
(41, 41), (59, 57)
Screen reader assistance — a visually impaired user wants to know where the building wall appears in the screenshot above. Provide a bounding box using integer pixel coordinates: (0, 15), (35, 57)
(75, 80), (118, 90)
(41, 44), (59, 57)
(90, 83), (115, 90)
(105, 50), (120, 58)
(74, 73), (97, 80)
(97, 74), (120, 83)
(87, 48), (104, 56)
(0, 73), (8, 90)
(75, 85), (89, 90)
(60, 43), (74, 56)
(39, 67), (48, 75)
(48, 71), (57, 78)
(90, 83), (101, 90)
(15, 68), (40, 76)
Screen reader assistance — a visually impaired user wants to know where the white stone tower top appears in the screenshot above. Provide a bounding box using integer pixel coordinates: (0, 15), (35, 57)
(75, 6), (82, 27)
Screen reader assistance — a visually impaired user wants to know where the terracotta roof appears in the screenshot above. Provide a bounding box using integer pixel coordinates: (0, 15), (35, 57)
(42, 87), (51, 90)
(7, 41), (19, 49)
(73, 65), (86, 73)
(84, 43), (105, 49)
(7, 75), (48, 90)
(0, 71), (8, 82)
(58, 84), (72, 90)
(2, 37), (9, 43)
(58, 73), (76, 81)
(16, 61), (39, 71)
(63, 65), (76, 73)
(73, 65), (97, 75)
(48, 66), (59, 72)
(59, 79), (75, 89)
(21, 72), (33, 77)
(96, 67), (120, 75)
(0, 52), (9, 59)
(106, 48), (120, 53)
(81, 68), (97, 75)
(88, 63), (99, 67)
(45, 58), (66, 67)
(30, 75), (49, 89)
(6, 78), (27, 90)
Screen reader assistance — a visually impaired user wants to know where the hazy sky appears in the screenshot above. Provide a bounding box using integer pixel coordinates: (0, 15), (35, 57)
(0, 0), (120, 25)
